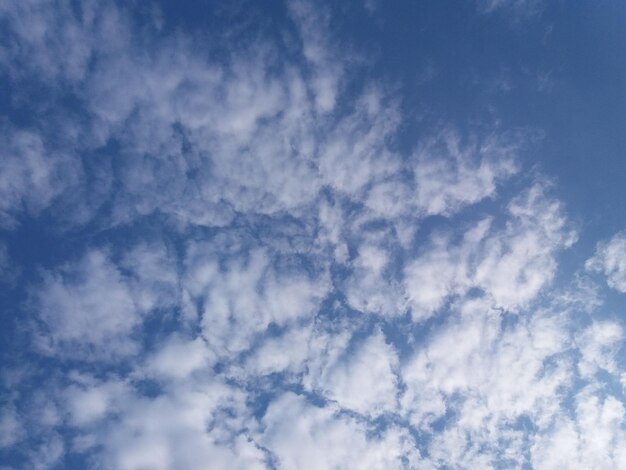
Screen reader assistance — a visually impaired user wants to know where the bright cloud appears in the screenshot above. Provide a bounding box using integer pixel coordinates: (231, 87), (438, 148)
(586, 231), (626, 293)
(0, 1), (624, 469)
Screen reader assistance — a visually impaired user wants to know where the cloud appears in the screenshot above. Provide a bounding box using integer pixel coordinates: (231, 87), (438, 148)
(476, 0), (544, 17)
(64, 377), (131, 427)
(242, 323), (315, 377)
(0, 0), (95, 83)
(576, 320), (624, 378)
(184, 243), (329, 361)
(142, 335), (211, 381)
(61, 373), (266, 470)
(343, 238), (408, 316)
(531, 387), (626, 469)
(119, 241), (180, 313)
(0, 127), (78, 228)
(33, 249), (142, 359)
(586, 231), (626, 293)
(405, 183), (576, 320)
(1, 0), (624, 468)
(0, 406), (23, 449)
(33, 242), (180, 360)
(259, 392), (422, 469)
(304, 328), (400, 416)
(288, 0), (345, 113)
(399, 301), (572, 467)
(413, 130), (518, 217)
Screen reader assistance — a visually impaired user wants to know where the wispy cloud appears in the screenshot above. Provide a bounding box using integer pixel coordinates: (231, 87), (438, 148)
(586, 231), (626, 293)
(0, 0), (624, 468)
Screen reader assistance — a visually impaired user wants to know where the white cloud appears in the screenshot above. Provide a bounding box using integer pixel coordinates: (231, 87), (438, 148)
(120, 241), (180, 313)
(344, 242), (407, 316)
(0, 0), (96, 82)
(364, 177), (414, 221)
(531, 387), (626, 469)
(400, 300), (574, 466)
(586, 231), (626, 293)
(305, 329), (400, 416)
(84, 377), (265, 470)
(259, 392), (423, 469)
(576, 320), (624, 378)
(2, 1), (623, 468)
(404, 230), (470, 319)
(476, 0), (544, 18)
(28, 433), (64, 470)
(413, 130), (518, 217)
(405, 183), (576, 321)
(473, 183), (577, 310)
(288, 0), (344, 113)
(123, 393), (261, 468)
(64, 378), (130, 427)
(33, 241), (180, 360)
(243, 323), (314, 377)
(143, 335), (211, 381)
(34, 249), (141, 359)
(0, 128), (77, 228)
(0, 405), (23, 449)
(1, 0), (532, 238)
(318, 90), (402, 196)
(184, 245), (329, 361)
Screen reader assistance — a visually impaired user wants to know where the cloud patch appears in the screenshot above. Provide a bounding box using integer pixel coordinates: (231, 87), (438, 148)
(0, 1), (624, 469)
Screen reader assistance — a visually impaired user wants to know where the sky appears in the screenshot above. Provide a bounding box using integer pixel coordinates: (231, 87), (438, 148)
(0, 0), (625, 469)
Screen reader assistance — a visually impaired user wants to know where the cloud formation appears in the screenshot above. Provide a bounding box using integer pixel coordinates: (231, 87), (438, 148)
(586, 231), (626, 293)
(0, 1), (624, 469)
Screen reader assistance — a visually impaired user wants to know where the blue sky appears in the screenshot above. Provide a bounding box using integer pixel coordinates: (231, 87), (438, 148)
(0, 1), (625, 468)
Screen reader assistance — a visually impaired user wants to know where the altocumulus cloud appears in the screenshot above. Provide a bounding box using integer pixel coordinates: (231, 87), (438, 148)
(0, 1), (625, 469)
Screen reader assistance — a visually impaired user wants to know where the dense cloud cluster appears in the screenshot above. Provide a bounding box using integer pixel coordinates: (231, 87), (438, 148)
(0, 1), (624, 469)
